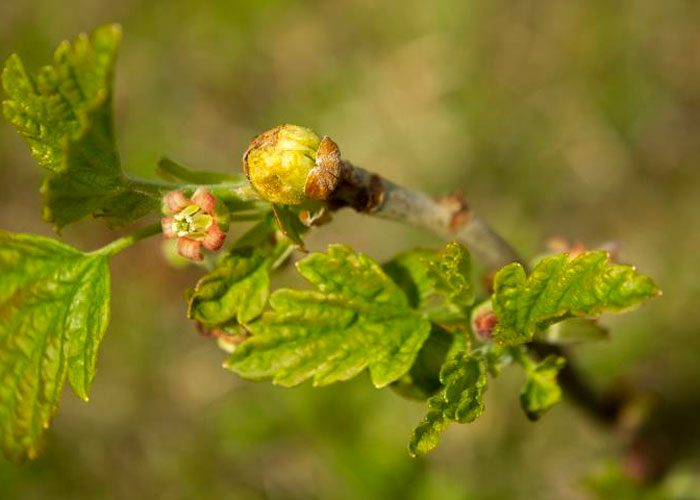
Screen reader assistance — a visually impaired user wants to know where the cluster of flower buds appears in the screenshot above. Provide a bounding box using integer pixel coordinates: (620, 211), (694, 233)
(161, 188), (228, 261)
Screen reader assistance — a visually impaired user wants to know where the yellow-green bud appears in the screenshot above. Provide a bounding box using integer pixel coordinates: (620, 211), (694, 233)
(243, 124), (343, 205)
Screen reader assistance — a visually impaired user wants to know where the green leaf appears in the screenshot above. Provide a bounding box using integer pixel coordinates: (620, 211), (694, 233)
(382, 243), (473, 326)
(2, 24), (157, 230)
(188, 246), (272, 326)
(492, 251), (660, 346)
(0, 231), (111, 462)
(187, 218), (294, 327)
(226, 244), (431, 388)
(518, 353), (566, 421)
(427, 242), (475, 312)
(409, 352), (487, 457)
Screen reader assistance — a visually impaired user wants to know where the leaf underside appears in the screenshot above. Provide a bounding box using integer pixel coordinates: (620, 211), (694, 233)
(0, 231), (110, 462)
(2, 24), (156, 230)
(492, 251), (659, 346)
(226, 244), (431, 388)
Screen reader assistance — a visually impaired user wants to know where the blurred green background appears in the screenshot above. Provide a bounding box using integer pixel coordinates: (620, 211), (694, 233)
(1, 0), (699, 498)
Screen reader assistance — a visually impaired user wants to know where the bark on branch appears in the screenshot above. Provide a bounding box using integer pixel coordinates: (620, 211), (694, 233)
(328, 161), (522, 272)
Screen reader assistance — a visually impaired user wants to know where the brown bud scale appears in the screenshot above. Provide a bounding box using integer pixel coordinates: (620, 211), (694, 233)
(305, 136), (344, 201)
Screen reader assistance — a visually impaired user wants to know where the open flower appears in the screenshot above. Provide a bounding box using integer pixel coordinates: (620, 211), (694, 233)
(161, 188), (227, 261)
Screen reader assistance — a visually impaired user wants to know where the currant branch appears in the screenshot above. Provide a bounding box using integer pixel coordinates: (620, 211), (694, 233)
(0, 25), (662, 478)
(237, 124), (660, 469)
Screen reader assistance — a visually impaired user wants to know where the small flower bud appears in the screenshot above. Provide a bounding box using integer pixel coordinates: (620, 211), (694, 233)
(243, 124), (344, 205)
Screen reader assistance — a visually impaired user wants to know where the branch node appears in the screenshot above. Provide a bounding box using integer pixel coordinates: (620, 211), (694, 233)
(438, 192), (471, 231)
(328, 161), (385, 213)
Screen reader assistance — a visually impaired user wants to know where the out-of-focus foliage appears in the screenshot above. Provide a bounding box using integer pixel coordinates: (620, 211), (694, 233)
(0, 0), (698, 498)
(517, 353), (566, 421)
(585, 463), (700, 500)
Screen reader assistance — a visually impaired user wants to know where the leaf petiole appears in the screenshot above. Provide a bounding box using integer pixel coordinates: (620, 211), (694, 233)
(91, 223), (163, 258)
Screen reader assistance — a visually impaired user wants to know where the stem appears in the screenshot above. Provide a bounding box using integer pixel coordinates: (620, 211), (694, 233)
(91, 223), (163, 258)
(125, 176), (259, 202)
(329, 162), (522, 271)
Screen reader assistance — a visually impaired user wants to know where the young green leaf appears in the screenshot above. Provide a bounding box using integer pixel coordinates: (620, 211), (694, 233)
(492, 251), (660, 346)
(409, 352), (488, 457)
(226, 244), (431, 388)
(518, 353), (566, 421)
(187, 218), (293, 327)
(0, 232), (111, 462)
(382, 242), (473, 326)
(187, 247), (272, 326)
(1, 24), (157, 230)
(427, 241), (475, 312)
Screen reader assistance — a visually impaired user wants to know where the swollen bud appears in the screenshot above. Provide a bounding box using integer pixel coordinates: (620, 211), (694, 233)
(243, 124), (344, 205)
(471, 300), (497, 342)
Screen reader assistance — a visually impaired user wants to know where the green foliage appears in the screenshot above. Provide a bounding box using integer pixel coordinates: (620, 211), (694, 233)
(226, 244), (431, 388)
(427, 242), (475, 313)
(517, 353), (566, 421)
(1, 24), (157, 230)
(188, 246), (272, 326)
(0, 21), (667, 472)
(585, 463), (700, 500)
(382, 243), (472, 326)
(492, 251), (659, 346)
(409, 352), (488, 457)
(188, 221), (290, 327)
(390, 325), (457, 400)
(0, 232), (111, 462)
